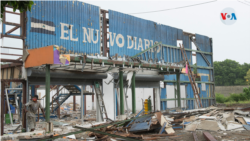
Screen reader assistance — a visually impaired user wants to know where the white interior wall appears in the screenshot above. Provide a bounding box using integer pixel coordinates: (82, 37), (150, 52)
(37, 86), (155, 113)
(102, 73), (115, 120)
(166, 85), (186, 109)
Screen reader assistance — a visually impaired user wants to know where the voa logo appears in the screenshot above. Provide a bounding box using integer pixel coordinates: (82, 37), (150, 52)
(220, 8), (237, 25)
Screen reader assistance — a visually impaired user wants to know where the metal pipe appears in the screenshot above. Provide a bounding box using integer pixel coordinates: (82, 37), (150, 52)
(5, 89), (13, 126)
(1, 82), (5, 135)
(81, 85), (84, 125)
(92, 86), (94, 110)
(131, 71), (136, 114)
(22, 81), (27, 131)
(45, 65), (50, 122)
(176, 71), (181, 108)
(84, 95), (86, 116)
(119, 70), (124, 115)
(153, 88), (156, 112)
(15, 93), (21, 123)
(73, 96), (76, 111)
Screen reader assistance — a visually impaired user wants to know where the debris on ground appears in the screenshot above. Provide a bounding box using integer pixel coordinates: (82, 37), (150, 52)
(1, 105), (250, 141)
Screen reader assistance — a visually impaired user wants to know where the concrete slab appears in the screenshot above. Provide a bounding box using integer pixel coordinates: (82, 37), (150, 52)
(197, 120), (220, 131)
(185, 121), (199, 131)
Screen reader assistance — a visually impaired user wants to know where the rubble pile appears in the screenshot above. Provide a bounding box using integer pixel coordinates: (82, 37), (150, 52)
(1, 106), (250, 141)
(77, 106), (250, 141)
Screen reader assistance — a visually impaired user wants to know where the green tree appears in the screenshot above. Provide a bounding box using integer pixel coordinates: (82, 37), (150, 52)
(244, 69), (250, 85)
(1, 1), (33, 18)
(214, 59), (250, 86)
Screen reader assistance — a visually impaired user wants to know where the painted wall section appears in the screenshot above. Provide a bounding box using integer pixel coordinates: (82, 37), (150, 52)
(25, 1), (100, 55)
(25, 45), (54, 68)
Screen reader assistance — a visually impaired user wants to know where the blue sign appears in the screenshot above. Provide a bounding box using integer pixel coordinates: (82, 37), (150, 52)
(25, 1), (100, 55)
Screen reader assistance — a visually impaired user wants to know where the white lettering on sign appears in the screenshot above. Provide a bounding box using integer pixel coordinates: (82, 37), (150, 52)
(91, 29), (99, 44)
(109, 32), (116, 46)
(108, 31), (161, 53)
(60, 23), (69, 40)
(127, 35), (133, 49)
(116, 34), (124, 48)
(82, 27), (91, 43)
(138, 38), (144, 51)
(70, 25), (78, 41)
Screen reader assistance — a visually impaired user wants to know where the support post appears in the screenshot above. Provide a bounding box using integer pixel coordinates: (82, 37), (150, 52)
(131, 71), (136, 114)
(176, 71), (181, 108)
(73, 96), (76, 111)
(84, 95), (86, 116)
(119, 70), (124, 115)
(92, 86), (94, 110)
(81, 85), (84, 125)
(1, 82), (5, 135)
(45, 65), (50, 122)
(22, 81), (27, 131)
(153, 88), (156, 112)
(56, 87), (60, 118)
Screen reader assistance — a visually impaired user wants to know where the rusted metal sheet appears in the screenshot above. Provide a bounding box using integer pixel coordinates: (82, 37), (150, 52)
(25, 1), (100, 55)
(203, 131), (217, 141)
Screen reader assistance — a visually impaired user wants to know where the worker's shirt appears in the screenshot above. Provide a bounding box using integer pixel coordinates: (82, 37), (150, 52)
(25, 101), (44, 118)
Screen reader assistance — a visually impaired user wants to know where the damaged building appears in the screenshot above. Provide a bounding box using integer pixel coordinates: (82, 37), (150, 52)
(1, 1), (250, 141)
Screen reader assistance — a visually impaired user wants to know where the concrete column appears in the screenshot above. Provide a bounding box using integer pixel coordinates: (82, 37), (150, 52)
(131, 72), (136, 114)
(119, 70), (124, 115)
(45, 65), (50, 122)
(176, 72), (181, 108)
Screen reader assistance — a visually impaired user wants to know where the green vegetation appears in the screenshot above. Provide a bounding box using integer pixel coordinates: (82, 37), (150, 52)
(244, 69), (250, 85)
(214, 59), (250, 86)
(1, 1), (34, 18)
(216, 86), (250, 104)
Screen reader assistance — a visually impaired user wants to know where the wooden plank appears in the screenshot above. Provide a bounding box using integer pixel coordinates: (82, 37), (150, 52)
(154, 112), (175, 134)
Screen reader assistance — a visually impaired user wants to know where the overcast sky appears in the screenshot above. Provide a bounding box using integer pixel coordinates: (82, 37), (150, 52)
(84, 0), (250, 64)
(1, 0), (250, 64)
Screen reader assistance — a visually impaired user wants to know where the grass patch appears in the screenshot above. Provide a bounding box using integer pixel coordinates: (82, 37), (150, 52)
(216, 86), (250, 104)
(224, 100), (250, 106)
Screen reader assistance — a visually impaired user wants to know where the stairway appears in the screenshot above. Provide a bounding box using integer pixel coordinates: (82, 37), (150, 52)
(50, 85), (81, 113)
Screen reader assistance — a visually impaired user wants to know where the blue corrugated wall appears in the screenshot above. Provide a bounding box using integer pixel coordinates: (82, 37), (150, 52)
(25, 1), (100, 55)
(162, 33), (214, 110)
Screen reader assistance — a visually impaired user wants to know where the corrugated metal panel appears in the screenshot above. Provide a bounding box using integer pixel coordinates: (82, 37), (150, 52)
(197, 53), (212, 67)
(25, 1), (100, 55)
(195, 34), (211, 52)
(164, 74), (189, 82)
(164, 75), (176, 81)
(109, 10), (183, 63)
(182, 34), (191, 49)
(197, 69), (210, 82)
